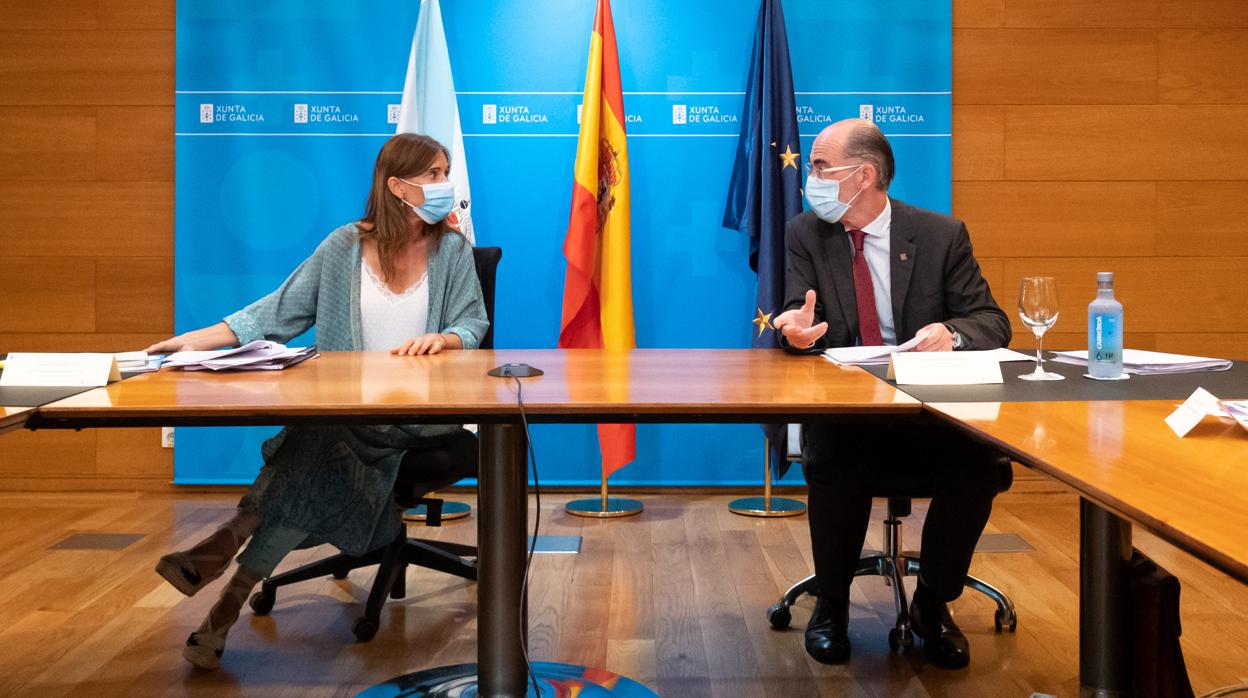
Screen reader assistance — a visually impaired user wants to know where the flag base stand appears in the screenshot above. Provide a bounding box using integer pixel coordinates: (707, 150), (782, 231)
(402, 500), (471, 523)
(565, 477), (643, 519)
(565, 496), (643, 518)
(728, 495), (805, 518)
(360, 661), (656, 697)
(729, 438), (806, 518)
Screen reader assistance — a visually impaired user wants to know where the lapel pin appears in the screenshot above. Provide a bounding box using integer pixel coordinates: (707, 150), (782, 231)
(899, 252), (909, 262)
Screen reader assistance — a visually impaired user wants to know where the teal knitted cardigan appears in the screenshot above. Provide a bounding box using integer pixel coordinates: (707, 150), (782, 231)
(224, 222), (488, 351)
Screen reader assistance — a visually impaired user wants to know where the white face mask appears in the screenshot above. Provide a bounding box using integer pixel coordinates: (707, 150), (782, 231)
(804, 164), (865, 224)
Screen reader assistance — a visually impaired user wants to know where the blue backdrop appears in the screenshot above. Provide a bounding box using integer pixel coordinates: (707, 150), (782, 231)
(173, 0), (951, 485)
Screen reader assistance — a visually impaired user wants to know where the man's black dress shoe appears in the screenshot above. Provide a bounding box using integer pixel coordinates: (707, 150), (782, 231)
(805, 594), (851, 664)
(909, 595), (970, 669)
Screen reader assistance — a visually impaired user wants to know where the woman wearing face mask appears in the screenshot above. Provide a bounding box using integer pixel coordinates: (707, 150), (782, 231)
(145, 133), (488, 670)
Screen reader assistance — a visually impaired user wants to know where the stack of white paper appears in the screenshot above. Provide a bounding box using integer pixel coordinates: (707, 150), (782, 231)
(823, 335), (923, 366)
(164, 341), (317, 372)
(1052, 349), (1232, 375)
(114, 351), (164, 373)
(823, 335), (1036, 367)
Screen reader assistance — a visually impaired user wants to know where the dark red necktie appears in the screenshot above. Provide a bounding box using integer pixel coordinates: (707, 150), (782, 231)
(848, 229), (884, 346)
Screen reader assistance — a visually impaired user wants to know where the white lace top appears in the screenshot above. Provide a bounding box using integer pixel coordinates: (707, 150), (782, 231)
(359, 258), (429, 351)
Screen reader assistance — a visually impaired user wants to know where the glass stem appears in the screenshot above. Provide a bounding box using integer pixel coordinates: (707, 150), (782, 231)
(1035, 332), (1045, 373)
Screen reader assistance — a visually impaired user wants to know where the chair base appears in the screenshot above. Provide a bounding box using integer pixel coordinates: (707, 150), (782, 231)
(766, 516), (1018, 649)
(250, 536), (478, 642)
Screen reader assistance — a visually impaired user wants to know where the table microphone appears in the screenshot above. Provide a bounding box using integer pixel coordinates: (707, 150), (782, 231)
(488, 363), (543, 378)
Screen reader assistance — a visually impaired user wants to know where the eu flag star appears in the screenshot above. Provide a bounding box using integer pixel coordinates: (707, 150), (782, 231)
(753, 307), (775, 338)
(778, 144), (799, 171)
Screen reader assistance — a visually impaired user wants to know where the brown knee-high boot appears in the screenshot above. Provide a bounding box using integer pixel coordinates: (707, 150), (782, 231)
(183, 564), (262, 670)
(156, 509), (261, 597)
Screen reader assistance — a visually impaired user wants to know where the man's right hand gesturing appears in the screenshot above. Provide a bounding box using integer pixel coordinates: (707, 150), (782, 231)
(771, 290), (829, 350)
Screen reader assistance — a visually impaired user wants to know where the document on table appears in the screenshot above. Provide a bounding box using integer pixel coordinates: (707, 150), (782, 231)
(887, 351), (1005, 385)
(0, 352), (121, 387)
(822, 334), (923, 366)
(1166, 388), (1248, 437)
(1052, 349), (1232, 375)
(164, 341), (318, 371)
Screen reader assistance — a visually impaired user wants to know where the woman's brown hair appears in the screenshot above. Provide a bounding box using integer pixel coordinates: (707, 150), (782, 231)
(357, 133), (455, 282)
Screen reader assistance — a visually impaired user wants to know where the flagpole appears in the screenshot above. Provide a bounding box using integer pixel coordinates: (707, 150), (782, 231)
(729, 437), (806, 517)
(566, 472), (643, 518)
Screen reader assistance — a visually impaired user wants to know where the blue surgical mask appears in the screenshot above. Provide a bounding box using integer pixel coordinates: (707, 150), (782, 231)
(398, 179), (455, 224)
(804, 164), (865, 224)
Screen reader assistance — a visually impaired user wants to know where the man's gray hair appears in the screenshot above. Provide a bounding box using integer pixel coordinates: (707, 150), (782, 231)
(843, 125), (895, 190)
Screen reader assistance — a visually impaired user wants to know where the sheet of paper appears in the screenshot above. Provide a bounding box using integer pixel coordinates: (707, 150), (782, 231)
(0, 353), (120, 387)
(1165, 387), (1223, 437)
(822, 333), (923, 366)
(887, 351), (1004, 385)
(976, 348), (1037, 362)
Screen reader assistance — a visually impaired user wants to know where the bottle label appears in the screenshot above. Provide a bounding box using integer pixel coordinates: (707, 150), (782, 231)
(1092, 314), (1119, 362)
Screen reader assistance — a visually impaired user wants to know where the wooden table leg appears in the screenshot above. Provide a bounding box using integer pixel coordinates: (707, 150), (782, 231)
(478, 422), (529, 697)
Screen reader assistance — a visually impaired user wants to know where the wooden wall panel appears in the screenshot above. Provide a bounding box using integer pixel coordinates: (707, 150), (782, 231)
(955, 29), (1157, 104)
(1155, 182), (1248, 256)
(0, 31), (173, 106)
(0, 259), (95, 332)
(0, 182), (173, 257)
(1003, 1), (1159, 28)
(954, 0), (1005, 28)
(1159, 31), (1248, 103)
(95, 258), (174, 334)
(1004, 105), (1248, 181)
(0, 334), (167, 353)
(0, 430), (97, 477)
(0, 108), (97, 180)
(956, 182), (1156, 258)
(1157, 1), (1248, 28)
(96, 107), (174, 181)
(952, 107), (1004, 181)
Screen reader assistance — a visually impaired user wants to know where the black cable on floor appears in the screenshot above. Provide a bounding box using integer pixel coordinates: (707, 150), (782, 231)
(512, 375), (541, 696)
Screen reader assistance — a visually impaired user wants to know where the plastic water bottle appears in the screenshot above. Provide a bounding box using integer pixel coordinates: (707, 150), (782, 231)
(1087, 272), (1123, 379)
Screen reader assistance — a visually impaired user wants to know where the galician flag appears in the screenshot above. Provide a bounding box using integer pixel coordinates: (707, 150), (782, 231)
(396, 0), (474, 243)
(558, 0), (636, 478)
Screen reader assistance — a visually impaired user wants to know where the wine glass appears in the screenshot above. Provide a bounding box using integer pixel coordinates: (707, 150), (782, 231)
(1017, 276), (1065, 381)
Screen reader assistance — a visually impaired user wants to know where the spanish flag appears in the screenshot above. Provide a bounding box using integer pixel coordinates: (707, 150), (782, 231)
(559, 0), (635, 478)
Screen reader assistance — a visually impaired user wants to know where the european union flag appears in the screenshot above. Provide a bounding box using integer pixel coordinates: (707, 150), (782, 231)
(723, 0), (804, 476)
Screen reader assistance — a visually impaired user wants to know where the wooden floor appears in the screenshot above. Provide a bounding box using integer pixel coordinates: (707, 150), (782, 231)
(0, 491), (1245, 697)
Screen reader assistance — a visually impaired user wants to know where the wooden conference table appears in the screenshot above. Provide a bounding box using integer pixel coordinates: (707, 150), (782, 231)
(28, 349), (919, 697)
(931, 399), (1248, 695)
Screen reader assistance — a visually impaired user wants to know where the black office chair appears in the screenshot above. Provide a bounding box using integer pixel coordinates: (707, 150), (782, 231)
(248, 246), (502, 642)
(766, 455), (1018, 651)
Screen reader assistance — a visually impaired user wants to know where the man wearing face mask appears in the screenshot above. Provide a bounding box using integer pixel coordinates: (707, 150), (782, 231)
(771, 119), (1010, 670)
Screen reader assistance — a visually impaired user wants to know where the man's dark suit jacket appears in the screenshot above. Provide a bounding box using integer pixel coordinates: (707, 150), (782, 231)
(779, 198), (1010, 353)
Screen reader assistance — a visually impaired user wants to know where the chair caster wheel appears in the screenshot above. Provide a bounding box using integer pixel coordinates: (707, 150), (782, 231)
(766, 603), (791, 630)
(888, 626), (914, 652)
(994, 608), (1018, 633)
(352, 617), (379, 642)
(248, 590), (275, 616)
(331, 567), (350, 580)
